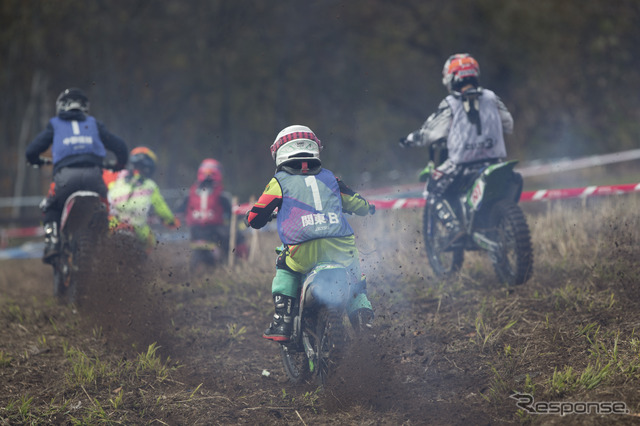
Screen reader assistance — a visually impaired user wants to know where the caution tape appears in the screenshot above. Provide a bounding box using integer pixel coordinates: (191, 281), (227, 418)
(3, 182), (640, 248)
(519, 182), (640, 202)
(233, 182), (640, 213)
(0, 226), (43, 247)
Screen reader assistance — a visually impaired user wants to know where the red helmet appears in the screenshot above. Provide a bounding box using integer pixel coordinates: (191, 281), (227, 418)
(442, 53), (480, 93)
(197, 158), (223, 182)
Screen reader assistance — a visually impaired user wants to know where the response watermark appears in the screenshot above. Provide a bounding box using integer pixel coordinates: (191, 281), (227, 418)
(510, 393), (629, 416)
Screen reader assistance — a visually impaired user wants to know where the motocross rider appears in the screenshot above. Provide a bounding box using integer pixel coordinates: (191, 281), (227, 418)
(25, 88), (129, 264)
(107, 146), (180, 250)
(400, 53), (514, 235)
(176, 158), (248, 265)
(245, 125), (376, 342)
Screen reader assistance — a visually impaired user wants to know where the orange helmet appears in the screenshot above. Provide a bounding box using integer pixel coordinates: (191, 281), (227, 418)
(129, 146), (157, 178)
(442, 53), (480, 93)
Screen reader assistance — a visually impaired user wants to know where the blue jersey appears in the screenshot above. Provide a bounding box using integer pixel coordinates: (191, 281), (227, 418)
(50, 116), (106, 165)
(275, 168), (354, 245)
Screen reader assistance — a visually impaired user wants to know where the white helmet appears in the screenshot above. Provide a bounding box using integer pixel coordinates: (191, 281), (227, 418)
(270, 125), (323, 168)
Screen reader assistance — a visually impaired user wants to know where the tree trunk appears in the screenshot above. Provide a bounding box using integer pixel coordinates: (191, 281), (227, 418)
(12, 70), (46, 219)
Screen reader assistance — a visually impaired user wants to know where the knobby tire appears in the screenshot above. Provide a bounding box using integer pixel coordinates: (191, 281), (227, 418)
(423, 204), (464, 278)
(490, 201), (534, 286)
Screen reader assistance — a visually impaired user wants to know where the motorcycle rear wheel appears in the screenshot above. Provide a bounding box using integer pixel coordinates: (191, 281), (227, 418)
(52, 257), (68, 300)
(423, 204), (464, 278)
(66, 229), (93, 305)
(490, 201), (534, 285)
(314, 308), (345, 386)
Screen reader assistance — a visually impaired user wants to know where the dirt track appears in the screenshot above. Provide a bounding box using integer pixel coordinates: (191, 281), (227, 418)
(1, 202), (639, 425)
(0, 246), (488, 425)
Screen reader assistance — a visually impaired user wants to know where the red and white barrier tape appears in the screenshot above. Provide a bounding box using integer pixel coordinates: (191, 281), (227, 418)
(4, 182), (640, 246)
(520, 182), (640, 202)
(0, 226), (44, 247)
(232, 182), (640, 214)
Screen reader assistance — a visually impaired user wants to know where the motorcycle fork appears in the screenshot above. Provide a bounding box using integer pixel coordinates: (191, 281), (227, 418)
(439, 198), (467, 248)
(289, 308), (318, 372)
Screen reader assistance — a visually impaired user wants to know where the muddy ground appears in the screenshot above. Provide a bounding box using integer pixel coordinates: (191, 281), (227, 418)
(1, 201), (639, 425)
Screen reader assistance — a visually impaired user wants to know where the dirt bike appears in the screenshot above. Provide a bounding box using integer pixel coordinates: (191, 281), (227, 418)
(279, 259), (353, 386)
(420, 140), (534, 285)
(108, 217), (149, 264)
(52, 189), (109, 304)
(189, 239), (220, 272)
(189, 230), (249, 273)
(34, 158), (112, 304)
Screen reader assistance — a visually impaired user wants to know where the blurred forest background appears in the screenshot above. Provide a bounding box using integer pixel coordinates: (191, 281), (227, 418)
(2, 0), (639, 220)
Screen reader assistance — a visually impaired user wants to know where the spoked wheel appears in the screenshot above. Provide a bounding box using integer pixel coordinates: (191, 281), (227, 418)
(280, 342), (311, 385)
(423, 204), (464, 278)
(490, 201), (534, 286)
(314, 308), (345, 386)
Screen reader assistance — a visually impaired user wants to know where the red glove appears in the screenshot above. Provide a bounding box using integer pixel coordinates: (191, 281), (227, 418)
(167, 217), (181, 230)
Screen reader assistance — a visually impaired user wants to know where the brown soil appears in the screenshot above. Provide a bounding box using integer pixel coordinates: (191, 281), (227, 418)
(1, 203), (639, 425)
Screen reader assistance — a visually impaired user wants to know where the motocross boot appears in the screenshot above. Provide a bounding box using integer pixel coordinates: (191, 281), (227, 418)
(263, 294), (294, 342)
(42, 222), (59, 264)
(434, 199), (463, 246)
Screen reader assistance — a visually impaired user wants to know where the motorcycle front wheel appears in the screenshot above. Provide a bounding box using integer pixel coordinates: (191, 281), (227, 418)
(189, 248), (216, 273)
(490, 201), (534, 286)
(423, 204), (464, 278)
(280, 343), (311, 385)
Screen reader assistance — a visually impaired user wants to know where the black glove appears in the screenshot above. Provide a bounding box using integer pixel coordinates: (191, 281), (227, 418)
(28, 157), (46, 168)
(398, 137), (410, 148)
(369, 203), (376, 215)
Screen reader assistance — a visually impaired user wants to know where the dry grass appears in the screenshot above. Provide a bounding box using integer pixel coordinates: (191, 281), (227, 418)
(1, 194), (639, 424)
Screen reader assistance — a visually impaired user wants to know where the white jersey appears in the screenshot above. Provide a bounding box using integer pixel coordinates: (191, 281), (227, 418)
(413, 88), (513, 165)
(446, 89), (506, 164)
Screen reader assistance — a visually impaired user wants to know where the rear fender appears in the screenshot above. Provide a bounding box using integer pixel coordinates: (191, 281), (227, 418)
(300, 264), (349, 315)
(465, 161), (521, 212)
(190, 239), (218, 251)
(60, 191), (107, 234)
